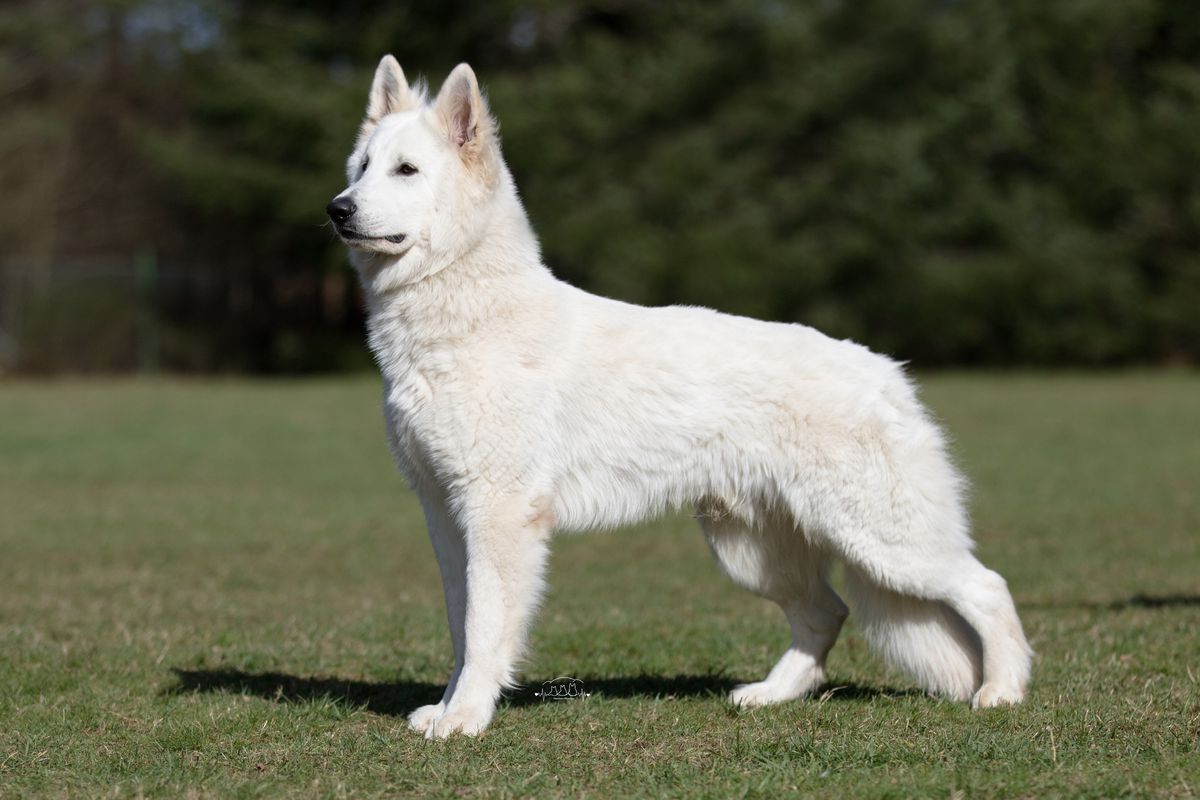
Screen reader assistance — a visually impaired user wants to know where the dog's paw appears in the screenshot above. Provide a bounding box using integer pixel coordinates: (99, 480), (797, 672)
(729, 680), (798, 708)
(971, 682), (1025, 709)
(729, 664), (822, 709)
(407, 702), (446, 734)
(425, 704), (493, 739)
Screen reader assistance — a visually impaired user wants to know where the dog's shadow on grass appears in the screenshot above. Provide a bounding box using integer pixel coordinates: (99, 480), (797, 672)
(168, 668), (917, 716)
(1022, 593), (1200, 612)
(168, 669), (737, 716)
(169, 668), (445, 717)
(1108, 593), (1200, 610)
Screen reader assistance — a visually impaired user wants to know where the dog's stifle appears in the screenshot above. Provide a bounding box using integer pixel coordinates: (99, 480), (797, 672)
(328, 56), (1032, 738)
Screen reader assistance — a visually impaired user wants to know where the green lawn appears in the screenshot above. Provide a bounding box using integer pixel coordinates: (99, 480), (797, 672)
(1, 374), (1197, 798)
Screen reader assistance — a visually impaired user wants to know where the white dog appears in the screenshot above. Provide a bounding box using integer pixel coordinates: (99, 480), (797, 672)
(327, 57), (1032, 738)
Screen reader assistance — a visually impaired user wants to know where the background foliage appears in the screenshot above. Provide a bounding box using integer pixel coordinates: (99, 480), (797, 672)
(2, 0), (1199, 371)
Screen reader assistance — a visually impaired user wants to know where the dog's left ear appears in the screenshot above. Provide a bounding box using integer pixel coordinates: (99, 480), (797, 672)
(434, 63), (496, 164)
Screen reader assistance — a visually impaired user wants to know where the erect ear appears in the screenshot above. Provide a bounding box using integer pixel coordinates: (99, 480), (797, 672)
(366, 55), (416, 120)
(433, 63), (495, 159)
(357, 55), (416, 145)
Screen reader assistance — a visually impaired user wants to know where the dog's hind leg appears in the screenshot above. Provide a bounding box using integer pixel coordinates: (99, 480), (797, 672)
(700, 508), (847, 707)
(809, 416), (1030, 707)
(730, 581), (847, 708)
(841, 542), (1031, 708)
(945, 559), (1031, 708)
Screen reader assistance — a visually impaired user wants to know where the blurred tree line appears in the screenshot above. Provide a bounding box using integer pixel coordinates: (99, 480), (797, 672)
(1, 0), (1198, 372)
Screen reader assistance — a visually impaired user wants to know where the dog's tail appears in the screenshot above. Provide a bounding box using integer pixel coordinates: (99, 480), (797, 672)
(842, 568), (982, 700)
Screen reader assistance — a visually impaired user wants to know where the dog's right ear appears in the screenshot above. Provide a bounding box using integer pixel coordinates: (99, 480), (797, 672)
(357, 55), (417, 144)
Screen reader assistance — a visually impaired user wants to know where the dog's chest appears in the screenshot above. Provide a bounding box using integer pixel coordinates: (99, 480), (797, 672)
(376, 335), (491, 488)
(379, 352), (446, 484)
(370, 313), (550, 491)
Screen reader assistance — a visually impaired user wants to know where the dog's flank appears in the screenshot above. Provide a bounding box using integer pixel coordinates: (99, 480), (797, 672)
(328, 57), (1032, 738)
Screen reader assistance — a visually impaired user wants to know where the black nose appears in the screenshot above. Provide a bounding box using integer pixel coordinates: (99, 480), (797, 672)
(326, 197), (356, 224)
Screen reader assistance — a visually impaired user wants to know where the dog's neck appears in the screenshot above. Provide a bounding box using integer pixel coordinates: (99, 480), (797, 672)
(357, 176), (549, 365)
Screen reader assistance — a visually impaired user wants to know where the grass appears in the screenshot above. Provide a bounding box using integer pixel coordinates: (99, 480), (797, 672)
(0, 373), (1197, 798)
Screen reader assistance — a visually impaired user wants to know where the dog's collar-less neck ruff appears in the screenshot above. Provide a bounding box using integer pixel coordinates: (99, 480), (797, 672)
(361, 202), (534, 303)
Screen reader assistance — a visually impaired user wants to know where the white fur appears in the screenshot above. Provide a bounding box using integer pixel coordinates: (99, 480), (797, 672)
(329, 58), (1033, 738)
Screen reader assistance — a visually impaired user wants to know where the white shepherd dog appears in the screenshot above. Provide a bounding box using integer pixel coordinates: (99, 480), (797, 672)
(327, 57), (1032, 738)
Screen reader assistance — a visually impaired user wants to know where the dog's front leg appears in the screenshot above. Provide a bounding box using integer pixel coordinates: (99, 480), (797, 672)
(423, 500), (551, 738)
(407, 494), (467, 735)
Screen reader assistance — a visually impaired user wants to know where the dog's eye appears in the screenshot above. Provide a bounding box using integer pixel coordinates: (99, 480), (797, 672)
(395, 162), (418, 177)
(361, 156), (369, 172)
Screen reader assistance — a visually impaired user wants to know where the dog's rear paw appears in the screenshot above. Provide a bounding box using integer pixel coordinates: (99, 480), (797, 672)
(425, 703), (493, 739)
(407, 702), (445, 734)
(971, 683), (1025, 709)
(729, 662), (823, 708)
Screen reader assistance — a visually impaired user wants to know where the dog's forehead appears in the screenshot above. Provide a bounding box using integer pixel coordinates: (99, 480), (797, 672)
(369, 111), (445, 158)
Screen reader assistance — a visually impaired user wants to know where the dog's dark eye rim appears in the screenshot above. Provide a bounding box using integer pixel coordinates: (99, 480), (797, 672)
(361, 156), (369, 172)
(394, 162), (419, 176)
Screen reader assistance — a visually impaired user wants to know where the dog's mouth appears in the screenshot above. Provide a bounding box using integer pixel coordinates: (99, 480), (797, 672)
(337, 228), (407, 246)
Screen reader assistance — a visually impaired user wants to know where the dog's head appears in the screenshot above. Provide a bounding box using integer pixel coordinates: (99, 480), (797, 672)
(327, 57), (502, 284)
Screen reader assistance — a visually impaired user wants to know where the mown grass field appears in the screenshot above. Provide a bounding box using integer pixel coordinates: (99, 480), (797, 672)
(1, 374), (1197, 798)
